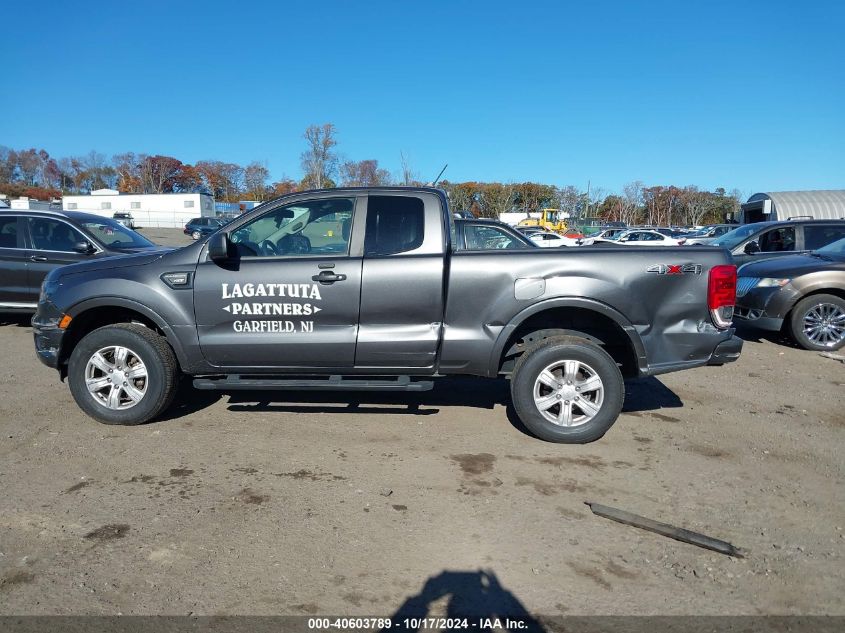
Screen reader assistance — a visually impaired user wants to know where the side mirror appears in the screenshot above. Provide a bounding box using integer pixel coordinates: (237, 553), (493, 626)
(207, 232), (231, 262)
(73, 240), (95, 254)
(744, 240), (760, 255)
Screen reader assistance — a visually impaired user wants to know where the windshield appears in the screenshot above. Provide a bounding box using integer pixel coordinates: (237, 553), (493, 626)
(81, 219), (155, 249)
(815, 237), (845, 257)
(711, 224), (763, 249)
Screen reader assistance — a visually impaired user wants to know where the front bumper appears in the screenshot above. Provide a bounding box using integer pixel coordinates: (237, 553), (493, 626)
(735, 284), (799, 332)
(706, 335), (743, 366)
(31, 300), (67, 368)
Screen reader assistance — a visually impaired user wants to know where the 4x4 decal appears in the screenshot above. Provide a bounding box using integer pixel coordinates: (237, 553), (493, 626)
(646, 264), (703, 275)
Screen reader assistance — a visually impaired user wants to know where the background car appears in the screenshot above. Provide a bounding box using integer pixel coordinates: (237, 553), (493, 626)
(684, 224), (736, 245)
(616, 230), (685, 246)
(711, 219), (845, 266)
(735, 237), (845, 350)
(112, 211), (136, 229)
(184, 217), (225, 240)
(514, 225), (545, 237)
(0, 209), (166, 311)
(528, 231), (571, 247)
(579, 228), (627, 245)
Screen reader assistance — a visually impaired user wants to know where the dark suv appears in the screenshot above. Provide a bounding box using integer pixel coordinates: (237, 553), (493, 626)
(711, 219), (845, 266)
(184, 217), (225, 240)
(0, 209), (165, 311)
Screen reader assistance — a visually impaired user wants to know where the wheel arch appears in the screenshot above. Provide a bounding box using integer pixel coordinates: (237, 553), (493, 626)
(489, 298), (647, 378)
(783, 285), (845, 321)
(59, 298), (188, 370)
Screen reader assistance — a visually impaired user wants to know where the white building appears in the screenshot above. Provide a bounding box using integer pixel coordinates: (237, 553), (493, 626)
(62, 189), (216, 228)
(10, 196), (61, 211)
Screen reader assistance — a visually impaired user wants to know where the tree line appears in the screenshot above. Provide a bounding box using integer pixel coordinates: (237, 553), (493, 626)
(1, 123), (744, 226)
(440, 180), (745, 227)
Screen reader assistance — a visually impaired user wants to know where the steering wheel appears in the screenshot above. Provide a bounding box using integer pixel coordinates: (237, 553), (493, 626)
(259, 240), (279, 256)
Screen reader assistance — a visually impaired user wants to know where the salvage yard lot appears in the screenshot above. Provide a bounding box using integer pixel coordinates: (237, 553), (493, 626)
(0, 230), (842, 615)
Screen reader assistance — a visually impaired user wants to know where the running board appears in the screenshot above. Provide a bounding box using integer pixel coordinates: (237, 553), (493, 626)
(193, 375), (434, 392)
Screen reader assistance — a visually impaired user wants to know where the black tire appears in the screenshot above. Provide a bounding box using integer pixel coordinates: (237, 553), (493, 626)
(191, 230), (202, 240)
(789, 294), (845, 351)
(510, 335), (624, 443)
(67, 323), (180, 425)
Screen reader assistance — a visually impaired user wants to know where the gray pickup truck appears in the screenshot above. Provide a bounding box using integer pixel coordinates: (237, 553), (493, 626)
(32, 187), (742, 443)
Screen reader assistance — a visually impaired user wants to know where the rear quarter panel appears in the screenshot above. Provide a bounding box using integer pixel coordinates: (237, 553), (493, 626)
(439, 246), (735, 376)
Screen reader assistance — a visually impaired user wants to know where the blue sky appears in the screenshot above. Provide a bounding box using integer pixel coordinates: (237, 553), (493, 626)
(2, 0), (843, 195)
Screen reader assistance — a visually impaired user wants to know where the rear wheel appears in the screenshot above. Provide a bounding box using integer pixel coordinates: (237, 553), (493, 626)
(191, 230), (202, 240)
(68, 323), (179, 425)
(510, 336), (624, 443)
(789, 294), (845, 351)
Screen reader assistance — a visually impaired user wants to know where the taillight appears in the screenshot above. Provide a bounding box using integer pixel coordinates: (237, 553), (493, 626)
(708, 264), (737, 329)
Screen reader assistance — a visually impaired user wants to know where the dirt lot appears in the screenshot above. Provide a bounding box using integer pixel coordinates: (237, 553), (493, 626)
(0, 229), (843, 615)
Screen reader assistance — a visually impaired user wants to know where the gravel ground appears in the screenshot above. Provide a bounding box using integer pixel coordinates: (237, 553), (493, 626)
(0, 229), (842, 615)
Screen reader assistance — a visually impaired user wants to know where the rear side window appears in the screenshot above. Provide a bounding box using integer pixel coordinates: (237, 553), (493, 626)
(365, 196), (424, 256)
(0, 216), (19, 248)
(804, 225), (845, 250)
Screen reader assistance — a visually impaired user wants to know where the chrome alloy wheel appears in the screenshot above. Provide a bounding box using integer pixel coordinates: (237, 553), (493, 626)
(803, 303), (845, 347)
(532, 360), (605, 427)
(85, 346), (148, 410)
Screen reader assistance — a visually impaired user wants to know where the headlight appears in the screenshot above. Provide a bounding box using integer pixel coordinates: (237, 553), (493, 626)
(756, 278), (790, 288)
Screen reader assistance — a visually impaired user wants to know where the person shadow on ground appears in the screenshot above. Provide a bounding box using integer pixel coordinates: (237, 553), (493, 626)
(384, 569), (546, 633)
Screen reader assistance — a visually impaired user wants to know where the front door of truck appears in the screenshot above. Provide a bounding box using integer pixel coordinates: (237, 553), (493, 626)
(193, 195), (364, 368)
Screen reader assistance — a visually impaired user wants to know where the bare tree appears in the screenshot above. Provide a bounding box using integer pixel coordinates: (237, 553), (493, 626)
(617, 181), (643, 226)
(244, 162), (271, 200)
(300, 123), (338, 189)
(399, 150), (416, 185)
(556, 185), (580, 220)
(680, 186), (712, 226)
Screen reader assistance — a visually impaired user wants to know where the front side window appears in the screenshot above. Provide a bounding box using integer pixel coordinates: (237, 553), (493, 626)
(759, 227), (796, 252)
(365, 195), (424, 256)
(230, 197), (354, 258)
(804, 225), (845, 251)
(462, 224), (529, 250)
(27, 218), (87, 252)
(0, 216), (19, 248)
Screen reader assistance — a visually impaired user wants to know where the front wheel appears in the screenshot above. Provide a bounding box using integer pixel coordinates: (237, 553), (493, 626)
(789, 294), (845, 351)
(68, 323), (180, 425)
(510, 336), (624, 443)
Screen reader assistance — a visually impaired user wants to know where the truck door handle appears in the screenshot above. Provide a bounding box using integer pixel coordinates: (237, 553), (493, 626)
(312, 271), (347, 284)
(29, 255), (48, 262)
